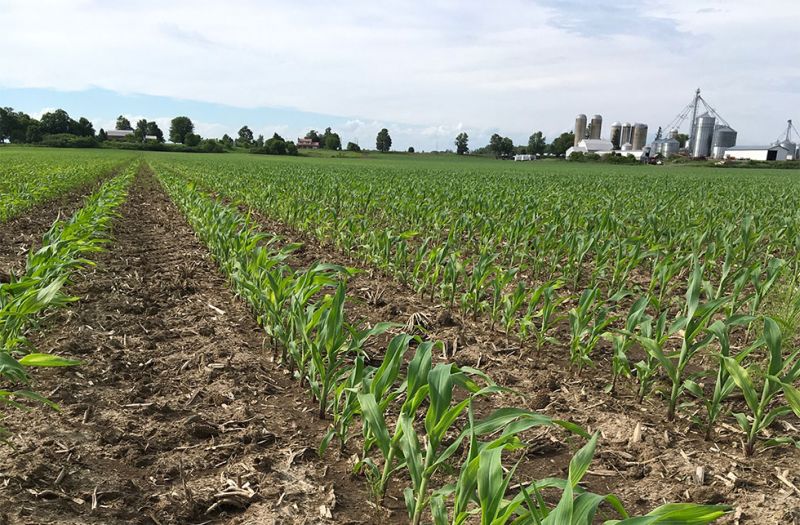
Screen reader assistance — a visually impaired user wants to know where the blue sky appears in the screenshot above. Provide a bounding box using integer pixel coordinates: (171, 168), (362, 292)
(1, 0), (798, 149)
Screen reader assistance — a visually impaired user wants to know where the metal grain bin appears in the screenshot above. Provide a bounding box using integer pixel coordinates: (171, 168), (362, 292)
(632, 123), (648, 150)
(590, 114), (603, 140)
(574, 114), (587, 147)
(691, 113), (715, 158)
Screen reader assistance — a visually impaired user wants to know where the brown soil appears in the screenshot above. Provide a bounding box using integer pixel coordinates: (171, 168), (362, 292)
(242, 204), (800, 524)
(0, 169), (394, 524)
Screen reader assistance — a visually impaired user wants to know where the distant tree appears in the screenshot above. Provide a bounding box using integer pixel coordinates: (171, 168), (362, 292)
(116, 115), (133, 131)
(25, 121), (43, 143)
(133, 119), (149, 142)
(169, 116), (194, 144)
(322, 127), (342, 150)
(264, 132), (286, 155)
(376, 128), (392, 152)
(184, 132), (201, 147)
(221, 134), (234, 149)
(305, 129), (322, 143)
(97, 128), (108, 142)
(676, 133), (689, 148)
(285, 140), (298, 156)
(74, 117), (95, 137)
(408, 146), (415, 153)
(501, 137), (514, 156)
(145, 121), (164, 142)
(40, 109), (73, 135)
(255, 134), (264, 148)
(0, 107), (35, 143)
(237, 125), (254, 147)
(455, 132), (469, 155)
(346, 141), (361, 152)
(585, 122), (592, 139)
(527, 131), (546, 156)
(548, 131), (575, 157)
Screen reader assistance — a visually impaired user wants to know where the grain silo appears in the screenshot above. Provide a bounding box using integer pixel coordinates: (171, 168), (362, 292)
(711, 125), (737, 159)
(590, 115), (603, 140)
(691, 113), (716, 158)
(610, 122), (622, 149)
(574, 114), (587, 147)
(621, 122), (633, 146)
(632, 123), (648, 150)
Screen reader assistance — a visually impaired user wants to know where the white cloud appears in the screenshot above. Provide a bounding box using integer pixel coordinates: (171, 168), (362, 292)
(1, 0), (797, 146)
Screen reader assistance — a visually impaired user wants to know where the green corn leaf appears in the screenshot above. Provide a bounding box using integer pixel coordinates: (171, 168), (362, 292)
(18, 353), (82, 367)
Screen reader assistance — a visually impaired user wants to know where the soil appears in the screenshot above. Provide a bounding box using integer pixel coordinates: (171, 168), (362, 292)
(0, 168), (394, 525)
(1, 165), (798, 524)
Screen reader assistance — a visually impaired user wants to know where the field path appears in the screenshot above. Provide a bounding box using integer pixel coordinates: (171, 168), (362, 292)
(0, 168), (389, 525)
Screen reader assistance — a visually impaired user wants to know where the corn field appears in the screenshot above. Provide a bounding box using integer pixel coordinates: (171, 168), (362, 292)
(1, 147), (798, 524)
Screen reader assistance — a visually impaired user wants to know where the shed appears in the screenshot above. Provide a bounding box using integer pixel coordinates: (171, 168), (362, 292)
(724, 145), (788, 161)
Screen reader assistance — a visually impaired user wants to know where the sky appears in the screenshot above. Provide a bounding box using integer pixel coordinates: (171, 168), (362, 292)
(1, 0), (798, 150)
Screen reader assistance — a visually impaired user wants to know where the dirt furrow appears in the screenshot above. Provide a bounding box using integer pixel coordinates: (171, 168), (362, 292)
(0, 169), (388, 525)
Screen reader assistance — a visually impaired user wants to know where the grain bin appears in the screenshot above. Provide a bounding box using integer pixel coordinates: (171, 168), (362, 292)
(610, 122), (622, 149)
(711, 125), (737, 159)
(691, 113), (715, 158)
(574, 114), (587, 147)
(590, 115), (603, 140)
(632, 123), (648, 150)
(621, 122), (633, 145)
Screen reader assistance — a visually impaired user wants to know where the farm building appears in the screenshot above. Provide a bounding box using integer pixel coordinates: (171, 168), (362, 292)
(724, 145), (789, 161)
(106, 129), (134, 140)
(513, 154), (533, 161)
(567, 139), (614, 155)
(297, 137), (320, 149)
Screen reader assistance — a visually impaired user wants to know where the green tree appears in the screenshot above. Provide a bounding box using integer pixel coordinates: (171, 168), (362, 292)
(376, 128), (392, 152)
(40, 109), (73, 135)
(0, 107), (35, 143)
(455, 132), (469, 155)
(25, 121), (42, 143)
(305, 129), (322, 143)
(237, 125), (254, 147)
(146, 121), (164, 142)
(169, 116), (194, 144)
(221, 134), (234, 149)
(322, 127), (342, 150)
(255, 134), (264, 148)
(676, 133), (689, 148)
(346, 141), (361, 152)
(527, 131), (546, 156)
(548, 131), (575, 157)
(184, 132), (201, 147)
(97, 128), (108, 142)
(116, 115), (133, 131)
(133, 119), (149, 142)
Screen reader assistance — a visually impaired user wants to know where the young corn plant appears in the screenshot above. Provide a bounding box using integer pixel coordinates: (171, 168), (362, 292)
(306, 282), (392, 419)
(646, 260), (728, 421)
(501, 282), (527, 342)
(488, 266), (519, 331)
(684, 316), (757, 440)
(602, 296), (649, 393)
(568, 287), (614, 373)
(723, 317), (800, 456)
(634, 309), (672, 403)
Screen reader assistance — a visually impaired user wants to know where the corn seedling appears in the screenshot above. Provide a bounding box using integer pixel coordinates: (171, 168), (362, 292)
(723, 317), (800, 456)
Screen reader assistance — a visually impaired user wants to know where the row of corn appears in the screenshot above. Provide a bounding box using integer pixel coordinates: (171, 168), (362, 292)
(157, 166), (730, 525)
(0, 163), (135, 439)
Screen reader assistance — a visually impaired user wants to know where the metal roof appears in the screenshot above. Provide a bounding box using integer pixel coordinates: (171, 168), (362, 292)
(726, 145), (787, 151)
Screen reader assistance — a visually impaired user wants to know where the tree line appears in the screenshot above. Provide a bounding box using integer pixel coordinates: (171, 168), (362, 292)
(452, 130), (575, 158)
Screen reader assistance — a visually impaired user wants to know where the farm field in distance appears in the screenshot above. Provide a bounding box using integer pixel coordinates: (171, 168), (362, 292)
(1, 146), (798, 524)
